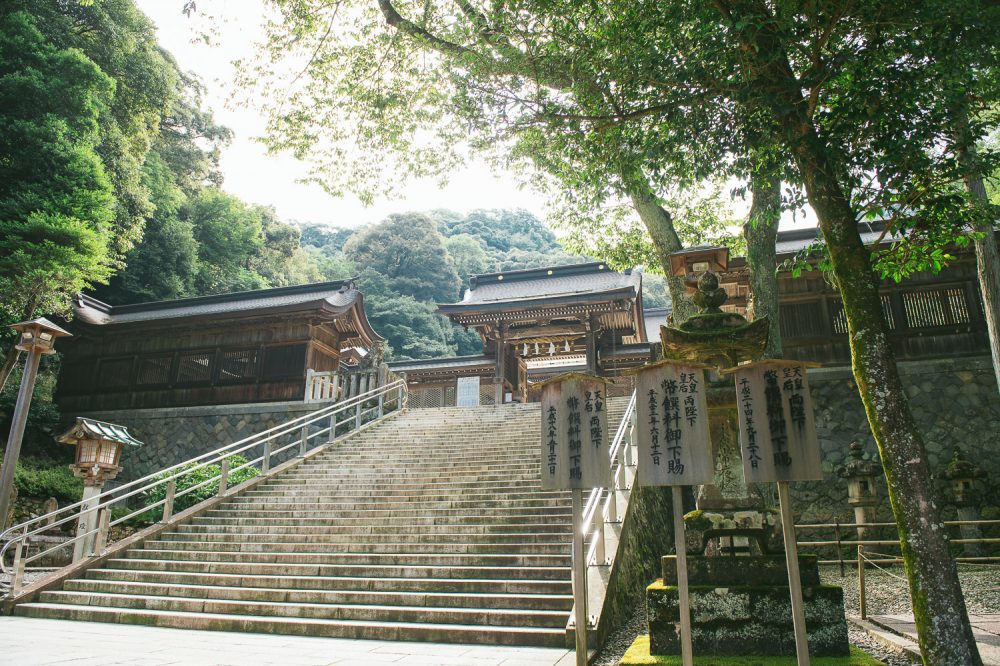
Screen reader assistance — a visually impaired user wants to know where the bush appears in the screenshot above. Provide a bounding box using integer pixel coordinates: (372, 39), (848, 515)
(14, 463), (82, 502)
(141, 455), (259, 522)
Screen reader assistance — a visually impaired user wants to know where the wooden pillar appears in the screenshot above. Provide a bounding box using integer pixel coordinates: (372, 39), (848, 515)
(495, 323), (507, 405)
(585, 315), (599, 375)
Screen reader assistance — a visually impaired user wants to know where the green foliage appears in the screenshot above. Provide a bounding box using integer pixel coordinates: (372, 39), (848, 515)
(5, 0), (177, 260)
(345, 213), (460, 303)
(142, 455), (259, 522)
(13, 463), (82, 503)
(0, 11), (117, 326)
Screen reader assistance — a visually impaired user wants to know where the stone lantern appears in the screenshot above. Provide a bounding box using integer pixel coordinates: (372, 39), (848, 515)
(669, 245), (730, 283)
(837, 441), (882, 539)
(939, 448), (985, 555)
(57, 418), (142, 561)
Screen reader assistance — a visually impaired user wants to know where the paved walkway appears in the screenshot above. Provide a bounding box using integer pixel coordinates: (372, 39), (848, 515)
(0, 617), (576, 666)
(869, 613), (1000, 665)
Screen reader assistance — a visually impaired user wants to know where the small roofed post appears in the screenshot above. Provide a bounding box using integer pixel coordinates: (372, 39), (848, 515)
(57, 418), (142, 561)
(668, 246), (730, 293)
(0, 318), (71, 531)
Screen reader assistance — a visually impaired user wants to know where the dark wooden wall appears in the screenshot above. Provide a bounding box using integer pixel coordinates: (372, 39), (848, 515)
(57, 317), (343, 411)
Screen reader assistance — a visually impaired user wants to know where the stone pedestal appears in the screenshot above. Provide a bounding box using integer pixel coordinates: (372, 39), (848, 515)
(647, 554), (850, 657)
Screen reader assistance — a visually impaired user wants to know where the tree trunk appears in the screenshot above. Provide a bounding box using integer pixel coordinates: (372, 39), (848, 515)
(627, 186), (697, 324)
(955, 119), (1000, 394)
(744, 171), (782, 358)
(0, 344), (21, 394)
(713, 3), (982, 661)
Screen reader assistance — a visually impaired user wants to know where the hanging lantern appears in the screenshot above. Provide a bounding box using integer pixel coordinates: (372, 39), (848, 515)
(534, 343), (540, 355)
(548, 342), (556, 356)
(564, 340), (571, 353)
(522, 343), (529, 356)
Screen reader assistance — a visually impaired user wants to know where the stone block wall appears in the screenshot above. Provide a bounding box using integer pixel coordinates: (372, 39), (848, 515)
(796, 354), (1000, 522)
(77, 401), (329, 482)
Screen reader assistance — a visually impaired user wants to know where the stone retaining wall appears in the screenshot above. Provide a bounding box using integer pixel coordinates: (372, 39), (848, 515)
(79, 401), (328, 482)
(797, 354), (1000, 522)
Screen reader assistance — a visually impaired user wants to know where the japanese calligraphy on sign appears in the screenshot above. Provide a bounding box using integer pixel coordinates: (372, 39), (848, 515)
(729, 360), (822, 483)
(539, 373), (613, 490)
(632, 360), (714, 487)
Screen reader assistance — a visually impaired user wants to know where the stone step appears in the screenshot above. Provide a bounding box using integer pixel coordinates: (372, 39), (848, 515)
(142, 539), (571, 555)
(61, 579), (572, 610)
(82, 568), (572, 595)
(197, 508), (572, 521)
(14, 604), (567, 647)
(8, 401), (632, 646)
(100, 557), (572, 581)
(221, 497), (570, 511)
(158, 531), (570, 545)
(127, 549), (570, 568)
(202, 508), (571, 520)
(35, 591), (570, 628)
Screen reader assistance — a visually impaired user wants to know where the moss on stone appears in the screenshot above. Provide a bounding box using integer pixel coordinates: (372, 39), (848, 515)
(619, 635), (885, 665)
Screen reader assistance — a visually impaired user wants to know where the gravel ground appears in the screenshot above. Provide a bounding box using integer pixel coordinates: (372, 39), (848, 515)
(592, 562), (1000, 665)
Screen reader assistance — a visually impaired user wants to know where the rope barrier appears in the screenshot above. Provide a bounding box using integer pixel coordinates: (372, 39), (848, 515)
(861, 551), (910, 583)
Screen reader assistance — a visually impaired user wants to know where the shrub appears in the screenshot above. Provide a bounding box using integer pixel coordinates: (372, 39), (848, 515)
(140, 455), (259, 522)
(14, 463), (82, 502)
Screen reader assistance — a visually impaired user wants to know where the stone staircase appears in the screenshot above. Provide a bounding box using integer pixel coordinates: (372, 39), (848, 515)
(15, 400), (627, 646)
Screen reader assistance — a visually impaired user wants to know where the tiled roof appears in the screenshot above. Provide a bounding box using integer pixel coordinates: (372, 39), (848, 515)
(57, 417), (143, 447)
(74, 280), (359, 326)
(388, 355), (494, 372)
(642, 307), (672, 341)
(441, 262), (641, 310)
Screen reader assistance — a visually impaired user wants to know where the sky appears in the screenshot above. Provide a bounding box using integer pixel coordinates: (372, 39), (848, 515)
(135, 0), (550, 229)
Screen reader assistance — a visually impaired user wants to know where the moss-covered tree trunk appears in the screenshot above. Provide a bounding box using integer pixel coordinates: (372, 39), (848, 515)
(714, 2), (983, 661)
(744, 171), (782, 359)
(628, 185), (697, 324)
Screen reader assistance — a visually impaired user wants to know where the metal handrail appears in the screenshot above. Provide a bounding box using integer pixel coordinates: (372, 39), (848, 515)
(582, 390), (637, 566)
(0, 378), (407, 579)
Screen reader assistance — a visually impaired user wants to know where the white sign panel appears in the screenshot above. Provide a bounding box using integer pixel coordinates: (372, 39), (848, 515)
(456, 376), (481, 406)
(633, 361), (714, 486)
(540, 374), (612, 490)
(732, 360), (822, 483)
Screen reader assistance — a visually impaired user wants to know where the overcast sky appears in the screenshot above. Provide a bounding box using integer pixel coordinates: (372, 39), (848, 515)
(136, 0), (550, 229)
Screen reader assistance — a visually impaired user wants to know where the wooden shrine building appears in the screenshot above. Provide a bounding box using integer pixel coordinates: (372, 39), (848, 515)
(56, 280), (382, 412)
(396, 263), (647, 406)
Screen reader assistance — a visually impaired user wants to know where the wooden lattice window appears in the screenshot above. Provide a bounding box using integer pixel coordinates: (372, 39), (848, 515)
(831, 295), (895, 335)
(219, 349), (258, 383)
(176, 352), (213, 384)
(902, 287), (970, 328)
(261, 344), (306, 380)
(98, 358), (132, 390)
(779, 301), (825, 338)
(135, 355), (172, 386)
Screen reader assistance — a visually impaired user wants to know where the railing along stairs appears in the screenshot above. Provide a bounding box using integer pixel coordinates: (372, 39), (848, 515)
(0, 378), (408, 596)
(573, 390), (639, 641)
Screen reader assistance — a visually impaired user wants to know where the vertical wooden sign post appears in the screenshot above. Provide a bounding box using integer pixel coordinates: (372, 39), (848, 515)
(631, 360), (714, 666)
(728, 360), (822, 666)
(539, 373), (613, 666)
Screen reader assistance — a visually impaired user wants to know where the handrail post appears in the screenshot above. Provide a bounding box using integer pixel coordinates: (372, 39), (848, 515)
(299, 425), (308, 457)
(261, 440), (272, 474)
(377, 392), (384, 419)
(218, 458), (230, 496)
(607, 482), (619, 523)
(835, 518), (844, 577)
(355, 401), (362, 429)
(305, 368), (315, 402)
(397, 383), (404, 411)
(329, 411), (338, 442)
(11, 536), (27, 593)
(162, 479), (176, 523)
(92, 506), (111, 555)
(858, 544), (867, 619)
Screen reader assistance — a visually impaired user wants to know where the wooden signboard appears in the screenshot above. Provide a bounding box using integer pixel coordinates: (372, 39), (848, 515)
(730, 360), (822, 483)
(633, 360), (714, 487)
(539, 373), (612, 490)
